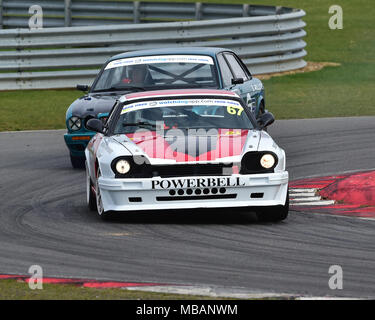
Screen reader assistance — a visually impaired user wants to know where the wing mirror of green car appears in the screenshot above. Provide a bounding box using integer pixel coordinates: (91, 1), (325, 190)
(257, 112), (275, 129)
(86, 118), (104, 133)
(76, 84), (89, 92)
(231, 78), (244, 85)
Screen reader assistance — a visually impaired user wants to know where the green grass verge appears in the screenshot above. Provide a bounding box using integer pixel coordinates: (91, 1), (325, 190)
(260, 0), (375, 119)
(0, 0), (374, 131)
(0, 279), (223, 300)
(0, 90), (82, 131)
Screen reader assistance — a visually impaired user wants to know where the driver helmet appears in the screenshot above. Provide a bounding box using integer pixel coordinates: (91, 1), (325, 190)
(128, 64), (148, 83)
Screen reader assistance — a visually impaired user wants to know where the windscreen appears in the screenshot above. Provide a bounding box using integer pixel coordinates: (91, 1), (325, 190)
(92, 55), (219, 92)
(113, 98), (254, 134)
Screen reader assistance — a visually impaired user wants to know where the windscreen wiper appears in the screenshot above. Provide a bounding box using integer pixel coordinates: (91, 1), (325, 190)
(122, 121), (156, 129)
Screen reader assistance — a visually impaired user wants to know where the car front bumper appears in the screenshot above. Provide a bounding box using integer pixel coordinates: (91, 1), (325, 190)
(98, 171), (289, 212)
(64, 132), (95, 157)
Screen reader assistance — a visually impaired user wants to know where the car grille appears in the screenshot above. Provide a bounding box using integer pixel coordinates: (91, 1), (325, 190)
(156, 194), (237, 201)
(113, 156), (235, 179)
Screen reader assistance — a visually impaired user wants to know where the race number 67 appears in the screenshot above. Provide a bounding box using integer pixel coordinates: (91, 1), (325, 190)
(227, 106), (243, 116)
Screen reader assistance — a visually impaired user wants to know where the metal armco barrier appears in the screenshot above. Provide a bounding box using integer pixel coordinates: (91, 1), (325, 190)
(0, 1), (307, 91)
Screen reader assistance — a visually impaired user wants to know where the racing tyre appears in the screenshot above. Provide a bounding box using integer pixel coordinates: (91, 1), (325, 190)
(256, 191), (289, 222)
(86, 163), (97, 211)
(70, 154), (85, 169)
(95, 169), (114, 221)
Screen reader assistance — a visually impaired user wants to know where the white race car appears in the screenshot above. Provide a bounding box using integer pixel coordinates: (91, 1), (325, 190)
(85, 89), (289, 221)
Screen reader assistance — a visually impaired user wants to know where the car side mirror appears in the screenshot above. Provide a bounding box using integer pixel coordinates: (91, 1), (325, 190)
(257, 112), (275, 129)
(86, 118), (104, 133)
(77, 84), (89, 92)
(231, 78), (244, 85)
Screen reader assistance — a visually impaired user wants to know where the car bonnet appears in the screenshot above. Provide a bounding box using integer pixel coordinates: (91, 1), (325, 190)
(111, 129), (261, 164)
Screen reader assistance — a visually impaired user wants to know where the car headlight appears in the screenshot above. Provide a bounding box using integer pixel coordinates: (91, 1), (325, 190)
(115, 159), (131, 175)
(260, 154), (275, 169)
(68, 116), (82, 131)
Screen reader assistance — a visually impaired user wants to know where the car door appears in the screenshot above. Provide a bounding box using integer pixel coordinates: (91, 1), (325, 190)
(217, 52), (264, 118)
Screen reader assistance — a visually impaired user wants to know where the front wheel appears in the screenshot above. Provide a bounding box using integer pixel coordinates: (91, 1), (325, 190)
(95, 169), (114, 221)
(86, 162), (97, 211)
(256, 191), (289, 222)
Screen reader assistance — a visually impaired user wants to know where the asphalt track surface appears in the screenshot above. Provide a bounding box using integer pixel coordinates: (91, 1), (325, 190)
(1, 117), (375, 298)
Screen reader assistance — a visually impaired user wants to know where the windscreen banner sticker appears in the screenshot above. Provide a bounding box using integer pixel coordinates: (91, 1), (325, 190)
(121, 99), (242, 114)
(105, 55), (214, 70)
